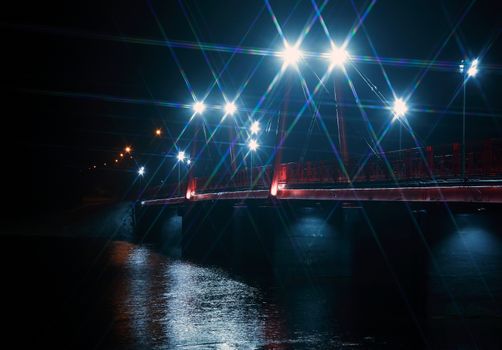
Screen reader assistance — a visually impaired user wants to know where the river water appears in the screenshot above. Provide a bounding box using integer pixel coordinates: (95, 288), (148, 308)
(3, 208), (502, 349)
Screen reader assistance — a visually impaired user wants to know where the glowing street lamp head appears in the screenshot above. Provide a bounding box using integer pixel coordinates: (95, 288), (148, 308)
(248, 139), (259, 151)
(327, 46), (349, 69)
(138, 166), (145, 176)
(224, 102), (237, 115)
(155, 128), (162, 136)
(467, 65), (478, 77)
(392, 98), (408, 119)
(193, 101), (206, 115)
(467, 59), (479, 78)
(250, 121), (260, 135)
(124, 146), (132, 153)
(177, 151), (186, 162)
(279, 42), (303, 68)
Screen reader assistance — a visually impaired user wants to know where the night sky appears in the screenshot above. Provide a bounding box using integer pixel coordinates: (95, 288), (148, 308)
(3, 0), (502, 215)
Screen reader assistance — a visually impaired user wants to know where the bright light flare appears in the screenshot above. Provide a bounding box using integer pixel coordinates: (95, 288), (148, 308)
(248, 139), (259, 151)
(327, 46), (349, 69)
(250, 121), (260, 134)
(138, 166), (145, 176)
(155, 128), (162, 136)
(392, 98), (408, 119)
(124, 146), (132, 153)
(279, 42), (303, 67)
(177, 151), (186, 162)
(224, 102), (237, 115)
(193, 101), (206, 115)
(467, 58), (479, 78)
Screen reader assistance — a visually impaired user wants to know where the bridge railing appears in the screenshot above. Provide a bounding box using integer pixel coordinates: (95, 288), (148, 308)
(143, 138), (502, 199)
(280, 138), (502, 187)
(193, 164), (273, 193)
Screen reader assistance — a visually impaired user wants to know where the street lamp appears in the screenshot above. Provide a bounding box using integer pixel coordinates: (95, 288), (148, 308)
(248, 139), (259, 152)
(176, 151), (188, 195)
(391, 97), (408, 155)
(279, 41), (303, 68)
(248, 139), (258, 188)
(224, 102), (237, 116)
(177, 151), (186, 162)
(392, 98), (408, 120)
(137, 166), (145, 176)
(461, 58), (480, 179)
(193, 101), (206, 115)
(250, 121), (260, 135)
(326, 45), (349, 70)
(467, 59), (479, 78)
(155, 128), (162, 136)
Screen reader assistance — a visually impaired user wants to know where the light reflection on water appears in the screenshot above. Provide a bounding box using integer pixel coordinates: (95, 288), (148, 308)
(8, 209), (500, 348)
(110, 242), (294, 349)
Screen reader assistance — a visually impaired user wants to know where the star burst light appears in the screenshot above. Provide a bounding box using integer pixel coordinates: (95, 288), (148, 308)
(248, 139), (259, 151)
(467, 58), (479, 78)
(392, 98), (408, 119)
(327, 45), (349, 69)
(279, 42), (303, 68)
(177, 151), (186, 162)
(224, 102), (237, 115)
(193, 101), (206, 115)
(250, 121), (260, 134)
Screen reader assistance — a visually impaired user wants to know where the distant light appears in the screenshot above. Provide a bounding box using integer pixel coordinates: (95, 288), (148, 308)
(120, 153), (124, 157)
(186, 159), (191, 165)
(467, 65), (478, 77)
(327, 46), (349, 69)
(155, 128), (162, 136)
(279, 42), (303, 67)
(224, 102), (237, 115)
(138, 166), (145, 176)
(248, 139), (259, 151)
(141, 201), (145, 206)
(115, 159), (118, 163)
(250, 121), (260, 135)
(467, 59), (479, 78)
(177, 151), (186, 162)
(125, 146), (132, 153)
(193, 101), (206, 115)
(392, 98), (408, 119)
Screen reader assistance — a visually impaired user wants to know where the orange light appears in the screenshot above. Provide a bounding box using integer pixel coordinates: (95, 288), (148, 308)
(115, 159), (118, 163)
(155, 128), (162, 136)
(125, 146), (131, 153)
(120, 153), (124, 157)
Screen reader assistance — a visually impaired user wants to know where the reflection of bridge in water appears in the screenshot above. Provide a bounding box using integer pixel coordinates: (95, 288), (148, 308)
(141, 138), (502, 206)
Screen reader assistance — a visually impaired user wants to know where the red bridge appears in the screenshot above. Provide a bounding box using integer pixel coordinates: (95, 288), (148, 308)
(141, 138), (502, 206)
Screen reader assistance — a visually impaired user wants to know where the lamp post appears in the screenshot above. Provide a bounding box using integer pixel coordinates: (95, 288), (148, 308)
(461, 58), (479, 180)
(177, 151), (186, 195)
(248, 139), (258, 188)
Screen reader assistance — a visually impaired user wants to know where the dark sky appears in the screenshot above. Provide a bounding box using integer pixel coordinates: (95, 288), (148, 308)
(2, 0), (502, 212)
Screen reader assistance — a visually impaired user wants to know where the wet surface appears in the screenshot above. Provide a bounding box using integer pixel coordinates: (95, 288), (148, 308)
(3, 209), (502, 349)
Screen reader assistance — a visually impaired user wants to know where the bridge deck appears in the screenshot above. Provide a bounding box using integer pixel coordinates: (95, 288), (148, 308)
(141, 185), (502, 206)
